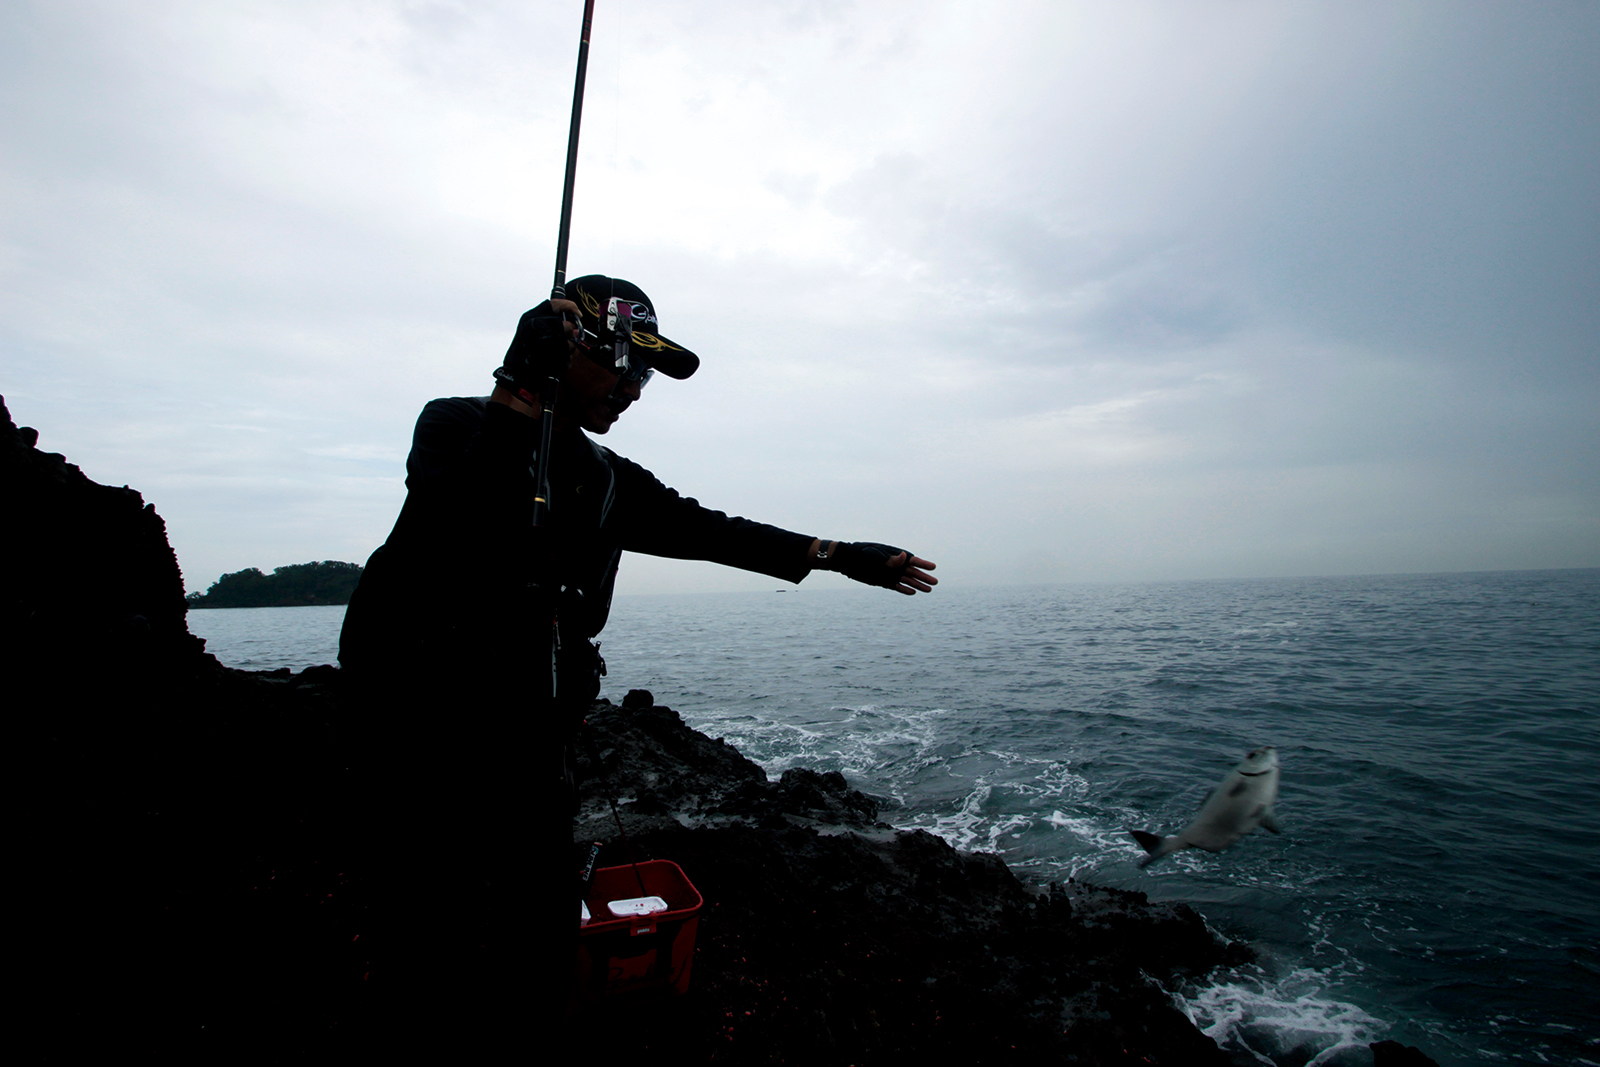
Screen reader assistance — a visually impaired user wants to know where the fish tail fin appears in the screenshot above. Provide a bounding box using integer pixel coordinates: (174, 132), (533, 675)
(1129, 829), (1177, 867)
(1130, 829), (1164, 852)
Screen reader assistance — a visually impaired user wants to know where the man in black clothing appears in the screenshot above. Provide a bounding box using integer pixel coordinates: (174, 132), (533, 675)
(341, 277), (935, 688)
(337, 275), (935, 1039)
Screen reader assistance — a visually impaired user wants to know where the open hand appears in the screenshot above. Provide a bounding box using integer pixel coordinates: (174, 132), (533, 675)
(888, 551), (937, 596)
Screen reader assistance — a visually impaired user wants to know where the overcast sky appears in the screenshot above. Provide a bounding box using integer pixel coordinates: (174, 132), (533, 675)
(4, 0), (1596, 595)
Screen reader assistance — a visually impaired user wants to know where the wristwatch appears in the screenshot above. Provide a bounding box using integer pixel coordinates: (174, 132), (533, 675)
(815, 540), (836, 567)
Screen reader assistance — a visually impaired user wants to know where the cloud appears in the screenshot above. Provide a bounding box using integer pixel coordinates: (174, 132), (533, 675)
(2, 0), (1596, 594)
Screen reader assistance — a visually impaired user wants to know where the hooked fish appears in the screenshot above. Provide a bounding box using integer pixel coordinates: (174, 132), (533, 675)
(1129, 746), (1281, 868)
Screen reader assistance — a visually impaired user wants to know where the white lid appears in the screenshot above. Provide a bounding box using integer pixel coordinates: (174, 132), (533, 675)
(607, 895), (669, 917)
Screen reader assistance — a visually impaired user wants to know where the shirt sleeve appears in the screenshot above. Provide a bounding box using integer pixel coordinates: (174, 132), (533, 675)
(407, 397), (531, 494)
(604, 451), (816, 583)
(396, 397), (542, 597)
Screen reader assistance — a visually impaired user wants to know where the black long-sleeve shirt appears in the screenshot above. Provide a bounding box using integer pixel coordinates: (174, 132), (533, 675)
(339, 396), (814, 683)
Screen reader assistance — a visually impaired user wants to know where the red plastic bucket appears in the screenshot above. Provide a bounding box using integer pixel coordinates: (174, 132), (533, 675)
(577, 859), (703, 1000)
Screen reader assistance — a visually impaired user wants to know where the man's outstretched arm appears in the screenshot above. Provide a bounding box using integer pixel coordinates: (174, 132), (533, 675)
(606, 452), (937, 593)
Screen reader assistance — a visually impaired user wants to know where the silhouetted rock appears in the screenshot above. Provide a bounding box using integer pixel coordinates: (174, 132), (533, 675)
(3, 395), (206, 679)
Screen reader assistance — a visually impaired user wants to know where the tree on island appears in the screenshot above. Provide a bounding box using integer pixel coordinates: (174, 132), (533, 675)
(186, 561), (364, 609)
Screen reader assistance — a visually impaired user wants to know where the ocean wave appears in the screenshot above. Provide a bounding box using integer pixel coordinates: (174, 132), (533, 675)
(1174, 965), (1388, 1067)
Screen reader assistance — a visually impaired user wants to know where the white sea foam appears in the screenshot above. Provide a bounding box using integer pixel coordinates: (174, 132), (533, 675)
(885, 747), (1116, 857)
(1175, 967), (1387, 1067)
(911, 781), (995, 852)
(681, 703), (956, 806)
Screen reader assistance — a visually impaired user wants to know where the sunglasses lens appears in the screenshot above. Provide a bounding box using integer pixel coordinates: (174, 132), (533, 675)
(585, 344), (652, 387)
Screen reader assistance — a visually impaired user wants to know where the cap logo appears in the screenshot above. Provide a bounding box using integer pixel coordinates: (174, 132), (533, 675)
(575, 287), (604, 318)
(620, 300), (656, 329)
(573, 285), (656, 330)
(630, 331), (686, 352)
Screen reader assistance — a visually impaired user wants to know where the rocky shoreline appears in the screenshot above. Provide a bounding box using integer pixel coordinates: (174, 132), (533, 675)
(6, 397), (1438, 1065)
(572, 697), (1247, 1064)
(21, 652), (1246, 1062)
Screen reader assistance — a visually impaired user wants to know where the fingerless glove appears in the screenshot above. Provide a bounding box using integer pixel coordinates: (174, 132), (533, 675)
(829, 541), (911, 588)
(496, 303), (570, 392)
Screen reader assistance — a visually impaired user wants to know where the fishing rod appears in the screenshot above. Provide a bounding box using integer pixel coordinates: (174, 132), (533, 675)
(526, 0), (594, 730)
(537, 1), (656, 911)
(531, 0), (595, 532)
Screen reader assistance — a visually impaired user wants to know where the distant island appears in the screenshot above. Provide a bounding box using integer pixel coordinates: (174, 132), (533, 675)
(186, 560), (363, 609)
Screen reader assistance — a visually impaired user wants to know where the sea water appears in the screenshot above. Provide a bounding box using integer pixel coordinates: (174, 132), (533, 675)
(187, 603), (349, 671)
(188, 570), (1600, 1066)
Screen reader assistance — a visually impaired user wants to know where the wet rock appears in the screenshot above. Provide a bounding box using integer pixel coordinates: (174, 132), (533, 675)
(576, 701), (887, 833)
(574, 694), (1246, 1064)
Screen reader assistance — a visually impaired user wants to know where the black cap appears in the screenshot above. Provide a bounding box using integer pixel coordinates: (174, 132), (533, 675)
(565, 275), (700, 380)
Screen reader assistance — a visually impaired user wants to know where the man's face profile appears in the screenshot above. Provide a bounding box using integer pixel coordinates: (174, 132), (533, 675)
(563, 345), (643, 434)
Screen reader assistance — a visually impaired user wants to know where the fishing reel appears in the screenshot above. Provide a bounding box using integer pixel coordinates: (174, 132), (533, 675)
(576, 296), (654, 389)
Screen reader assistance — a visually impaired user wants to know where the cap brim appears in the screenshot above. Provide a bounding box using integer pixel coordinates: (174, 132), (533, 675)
(632, 332), (699, 379)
